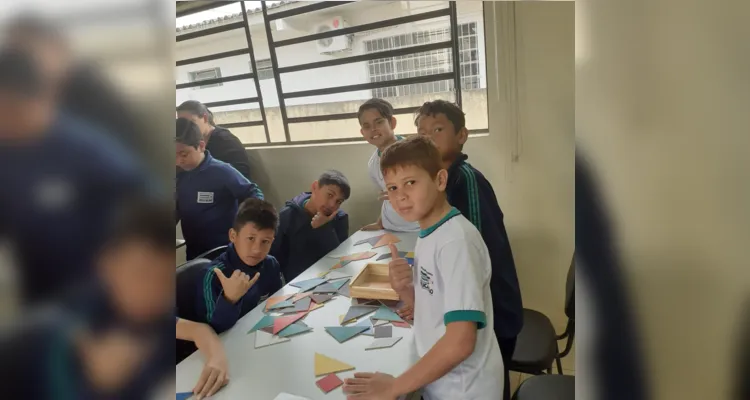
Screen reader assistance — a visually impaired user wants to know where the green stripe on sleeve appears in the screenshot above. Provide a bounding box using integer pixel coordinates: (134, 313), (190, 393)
(460, 164), (482, 230)
(444, 310), (487, 329)
(204, 262), (225, 321)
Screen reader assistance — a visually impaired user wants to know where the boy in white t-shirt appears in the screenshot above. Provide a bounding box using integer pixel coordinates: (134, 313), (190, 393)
(343, 135), (504, 400)
(358, 98), (420, 232)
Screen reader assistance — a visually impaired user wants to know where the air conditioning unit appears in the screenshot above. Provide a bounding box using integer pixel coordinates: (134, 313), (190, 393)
(314, 17), (352, 54)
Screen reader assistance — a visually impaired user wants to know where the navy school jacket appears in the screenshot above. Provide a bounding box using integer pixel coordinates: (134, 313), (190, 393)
(446, 153), (524, 340)
(270, 192), (349, 282)
(194, 244), (283, 334)
(176, 151), (263, 260)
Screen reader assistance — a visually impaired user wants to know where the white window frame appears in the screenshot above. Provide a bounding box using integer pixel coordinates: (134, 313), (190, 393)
(188, 67), (222, 89)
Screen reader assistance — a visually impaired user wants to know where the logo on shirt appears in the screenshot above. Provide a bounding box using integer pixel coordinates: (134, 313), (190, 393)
(419, 266), (434, 295)
(197, 192), (214, 203)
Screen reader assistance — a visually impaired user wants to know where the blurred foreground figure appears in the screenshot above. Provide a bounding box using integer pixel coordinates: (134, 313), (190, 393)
(0, 47), (148, 304)
(0, 199), (175, 399)
(576, 153), (648, 400)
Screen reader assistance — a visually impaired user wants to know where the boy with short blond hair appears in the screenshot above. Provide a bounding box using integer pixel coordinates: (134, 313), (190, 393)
(343, 135), (503, 400)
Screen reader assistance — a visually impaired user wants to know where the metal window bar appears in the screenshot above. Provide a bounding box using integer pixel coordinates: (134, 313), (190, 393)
(176, 1), (269, 140)
(177, 1), (240, 18)
(261, 1), (467, 144)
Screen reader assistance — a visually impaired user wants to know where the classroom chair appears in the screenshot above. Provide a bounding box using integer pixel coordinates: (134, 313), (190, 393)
(176, 257), (213, 364)
(511, 374), (575, 400)
(195, 245), (228, 261)
(510, 254), (575, 375)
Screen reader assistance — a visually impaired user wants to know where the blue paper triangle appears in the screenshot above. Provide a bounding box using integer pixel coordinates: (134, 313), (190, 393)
(324, 325), (369, 343)
(291, 277), (326, 292)
(372, 305), (404, 322)
(247, 314), (275, 333)
(330, 278), (350, 291)
(278, 322), (312, 338)
(176, 392), (193, 400)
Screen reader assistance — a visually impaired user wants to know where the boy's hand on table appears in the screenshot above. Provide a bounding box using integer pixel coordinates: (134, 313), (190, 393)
(388, 244), (413, 293)
(214, 268), (259, 304)
(361, 220), (384, 231)
(192, 325), (229, 399)
(343, 372), (399, 400)
(311, 211), (336, 229)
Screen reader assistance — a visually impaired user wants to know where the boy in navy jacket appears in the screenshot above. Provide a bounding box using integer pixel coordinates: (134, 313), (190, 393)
(194, 198), (283, 334)
(416, 100), (523, 400)
(176, 118), (264, 260)
(270, 170), (350, 282)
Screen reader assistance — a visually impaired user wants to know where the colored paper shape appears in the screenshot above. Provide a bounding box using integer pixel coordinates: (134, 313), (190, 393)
(342, 305), (378, 323)
(372, 305), (404, 322)
(292, 292), (313, 302)
(372, 233), (401, 249)
(372, 318), (389, 327)
(268, 299), (295, 310)
(293, 278), (327, 292)
(176, 392), (192, 400)
(310, 294), (334, 304)
(314, 352), (355, 377)
(325, 325), (369, 343)
(330, 278), (350, 291)
(331, 262), (343, 270)
(337, 283), (350, 297)
(374, 325), (392, 338)
(292, 297), (312, 312)
(312, 283), (338, 293)
(354, 317), (374, 335)
(326, 270), (353, 280)
(265, 295), (293, 311)
(354, 236), (380, 246)
(309, 303), (324, 312)
(376, 251), (409, 261)
(317, 270), (330, 278)
(365, 336), (402, 350)
(342, 251), (377, 261)
(316, 373), (344, 393)
(273, 312), (307, 334)
(277, 322), (312, 338)
(248, 314), (275, 333)
(255, 329), (290, 348)
(339, 259), (352, 268)
(378, 299), (401, 309)
(260, 326), (275, 334)
(392, 320), (411, 328)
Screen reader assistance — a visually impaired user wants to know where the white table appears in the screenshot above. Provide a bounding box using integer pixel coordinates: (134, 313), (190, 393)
(176, 230), (419, 400)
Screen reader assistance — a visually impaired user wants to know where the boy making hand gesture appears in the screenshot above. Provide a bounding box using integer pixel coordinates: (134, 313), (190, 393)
(213, 269), (260, 304)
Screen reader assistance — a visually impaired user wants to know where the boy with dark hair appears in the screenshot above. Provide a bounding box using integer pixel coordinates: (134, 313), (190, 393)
(176, 117), (264, 260)
(271, 170), (351, 282)
(357, 98), (420, 232)
(177, 100), (252, 180)
(415, 99), (523, 400)
(193, 198), (283, 334)
(344, 135), (503, 399)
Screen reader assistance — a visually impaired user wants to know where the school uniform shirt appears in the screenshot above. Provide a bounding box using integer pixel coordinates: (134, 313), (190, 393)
(367, 139), (420, 232)
(413, 207), (504, 400)
(205, 126), (252, 180)
(0, 112), (150, 304)
(176, 151), (263, 260)
(445, 153), (523, 341)
(194, 244), (283, 334)
(270, 192), (349, 282)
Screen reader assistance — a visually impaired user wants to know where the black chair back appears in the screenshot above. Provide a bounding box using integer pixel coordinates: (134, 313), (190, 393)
(176, 258), (212, 364)
(564, 253), (575, 320)
(195, 245), (228, 261)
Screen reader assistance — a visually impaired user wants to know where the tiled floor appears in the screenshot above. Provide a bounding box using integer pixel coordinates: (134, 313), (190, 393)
(508, 340), (575, 395)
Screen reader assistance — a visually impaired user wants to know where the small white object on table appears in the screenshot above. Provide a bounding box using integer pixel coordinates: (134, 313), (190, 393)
(176, 230), (419, 400)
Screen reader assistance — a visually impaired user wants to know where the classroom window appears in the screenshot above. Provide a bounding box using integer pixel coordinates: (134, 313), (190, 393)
(250, 59), (274, 80)
(188, 68), (222, 89)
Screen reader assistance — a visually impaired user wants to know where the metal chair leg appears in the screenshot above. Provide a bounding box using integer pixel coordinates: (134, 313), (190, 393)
(556, 356), (564, 374)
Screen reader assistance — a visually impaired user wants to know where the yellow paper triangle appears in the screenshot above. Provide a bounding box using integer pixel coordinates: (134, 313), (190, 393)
(315, 353), (355, 377)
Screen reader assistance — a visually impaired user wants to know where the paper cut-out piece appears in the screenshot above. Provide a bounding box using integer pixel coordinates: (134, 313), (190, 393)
(292, 278), (327, 292)
(392, 320), (411, 328)
(248, 314), (275, 333)
(378, 299), (402, 310)
(324, 325), (369, 343)
(339, 259), (352, 268)
(376, 251), (412, 261)
(275, 305), (301, 314)
(342, 305), (378, 323)
(353, 298), (380, 306)
(354, 236), (381, 247)
(372, 318), (389, 327)
(176, 392), (192, 400)
(339, 315), (357, 325)
(316, 373), (344, 393)
(326, 270), (353, 280)
(310, 294), (334, 304)
(309, 303), (324, 312)
(341, 251), (377, 261)
(317, 270), (330, 278)
(372, 305), (404, 322)
(330, 278), (350, 291)
(374, 325), (392, 338)
(365, 336), (402, 350)
(291, 297), (312, 312)
(273, 312), (307, 334)
(268, 299), (295, 310)
(255, 329), (291, 348)
(337, 283), (350, 297)
(373, 233), (400, 249)
(354, 318), (374, 335)
(278, 322), (312, 338)
(260, 326), (275, 334)
(312, 283), (338, 293)
(331, 262), (343, 270)
(292, 292), (313, 302)
(265, 295), (293, 311)
(314, 353), (355, 377)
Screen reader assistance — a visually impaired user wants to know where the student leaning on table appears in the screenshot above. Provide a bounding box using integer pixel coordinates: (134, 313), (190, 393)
(343, 136), (504, 400)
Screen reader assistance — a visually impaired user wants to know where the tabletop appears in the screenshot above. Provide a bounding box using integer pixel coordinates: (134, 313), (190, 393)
(176, 230), (420, 400)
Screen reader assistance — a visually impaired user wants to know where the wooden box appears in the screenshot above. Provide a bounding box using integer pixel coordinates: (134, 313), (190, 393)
(349, 263), (399, 301)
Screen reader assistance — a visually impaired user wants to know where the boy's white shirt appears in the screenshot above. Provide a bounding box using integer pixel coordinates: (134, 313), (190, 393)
(367, 148), (420, 232)
(412, 209), (504, 400)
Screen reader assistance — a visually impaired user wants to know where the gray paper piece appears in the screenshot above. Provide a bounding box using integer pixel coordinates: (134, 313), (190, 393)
(374, 325), (392, 338)
(365, 336), (402, 350)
